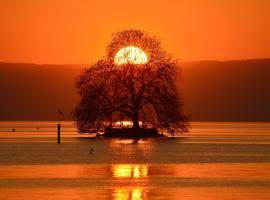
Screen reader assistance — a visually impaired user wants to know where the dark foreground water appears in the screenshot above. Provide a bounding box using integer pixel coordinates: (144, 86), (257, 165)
(0, 122), (270, 199)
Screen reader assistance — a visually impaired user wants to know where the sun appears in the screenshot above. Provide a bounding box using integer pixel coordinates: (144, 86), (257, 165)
(114, 46), (148, 65)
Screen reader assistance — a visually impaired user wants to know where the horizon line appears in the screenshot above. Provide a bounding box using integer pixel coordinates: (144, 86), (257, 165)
(0, 57), (270, 66)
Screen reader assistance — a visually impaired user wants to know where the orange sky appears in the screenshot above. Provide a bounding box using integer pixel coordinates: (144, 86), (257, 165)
(0, 0), (269, 64)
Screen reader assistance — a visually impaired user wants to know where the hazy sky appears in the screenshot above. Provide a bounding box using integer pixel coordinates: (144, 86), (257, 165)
(0, 0), (269, 64)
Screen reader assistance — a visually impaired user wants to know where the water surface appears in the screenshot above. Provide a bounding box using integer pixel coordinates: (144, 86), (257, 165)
(0, 121), (270, 199)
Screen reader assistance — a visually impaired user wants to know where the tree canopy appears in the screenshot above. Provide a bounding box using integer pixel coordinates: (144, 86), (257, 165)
(74, 29), (189, 135)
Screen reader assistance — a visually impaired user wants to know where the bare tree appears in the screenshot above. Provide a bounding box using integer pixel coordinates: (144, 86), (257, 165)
(74, 29), (189, 135)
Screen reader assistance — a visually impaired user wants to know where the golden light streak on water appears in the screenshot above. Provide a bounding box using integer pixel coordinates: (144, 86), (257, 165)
(112, 164), (148, 178)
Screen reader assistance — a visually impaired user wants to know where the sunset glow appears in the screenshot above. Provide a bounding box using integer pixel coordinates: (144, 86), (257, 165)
(1, 1), (270, 64)
(114, 46), (148, 65)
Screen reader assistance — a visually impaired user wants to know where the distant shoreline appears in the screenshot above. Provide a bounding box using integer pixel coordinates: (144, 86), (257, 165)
(1, 58), (270, 122)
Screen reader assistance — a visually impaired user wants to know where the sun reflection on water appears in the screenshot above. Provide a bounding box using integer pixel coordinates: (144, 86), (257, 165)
(113, 139), (135, 144)
(112, 164), (148, 178)
(112, 164), (149, 200)
(109, 139), (153, 154)
(113, 188), (146, 200)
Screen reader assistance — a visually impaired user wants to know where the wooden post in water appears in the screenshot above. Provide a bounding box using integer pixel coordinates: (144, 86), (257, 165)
(57, 123), (61, 144)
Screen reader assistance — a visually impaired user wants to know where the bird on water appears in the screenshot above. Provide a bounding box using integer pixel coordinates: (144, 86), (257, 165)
(89, 148), (94, 154)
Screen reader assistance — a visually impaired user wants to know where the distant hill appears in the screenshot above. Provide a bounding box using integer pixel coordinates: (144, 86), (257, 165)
(0, 58), (270, 121)
(180, 59), (270, 121)
(0, 63), (84, 121)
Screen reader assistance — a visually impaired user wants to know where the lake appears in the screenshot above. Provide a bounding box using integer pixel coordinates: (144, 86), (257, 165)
(0, 121), (270, 199)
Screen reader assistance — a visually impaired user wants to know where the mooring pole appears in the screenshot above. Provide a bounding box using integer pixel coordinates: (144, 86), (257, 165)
(57, 123), (61, 144)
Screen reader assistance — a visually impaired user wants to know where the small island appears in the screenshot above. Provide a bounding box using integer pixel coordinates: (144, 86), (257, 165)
(73, 29), (189, 138)
(99, 128), (163, 138)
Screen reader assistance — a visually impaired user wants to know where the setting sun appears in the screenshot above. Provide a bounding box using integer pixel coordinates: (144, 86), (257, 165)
(114, 46), (148, 65)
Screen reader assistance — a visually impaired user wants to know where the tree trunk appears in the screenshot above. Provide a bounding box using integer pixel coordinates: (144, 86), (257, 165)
(132, 110), (140, 129)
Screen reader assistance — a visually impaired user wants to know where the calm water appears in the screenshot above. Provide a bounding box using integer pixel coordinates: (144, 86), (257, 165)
(0, 121), (270, 199)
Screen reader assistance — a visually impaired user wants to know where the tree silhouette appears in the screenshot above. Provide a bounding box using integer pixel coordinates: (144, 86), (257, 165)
(74, 29), (189, 135)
